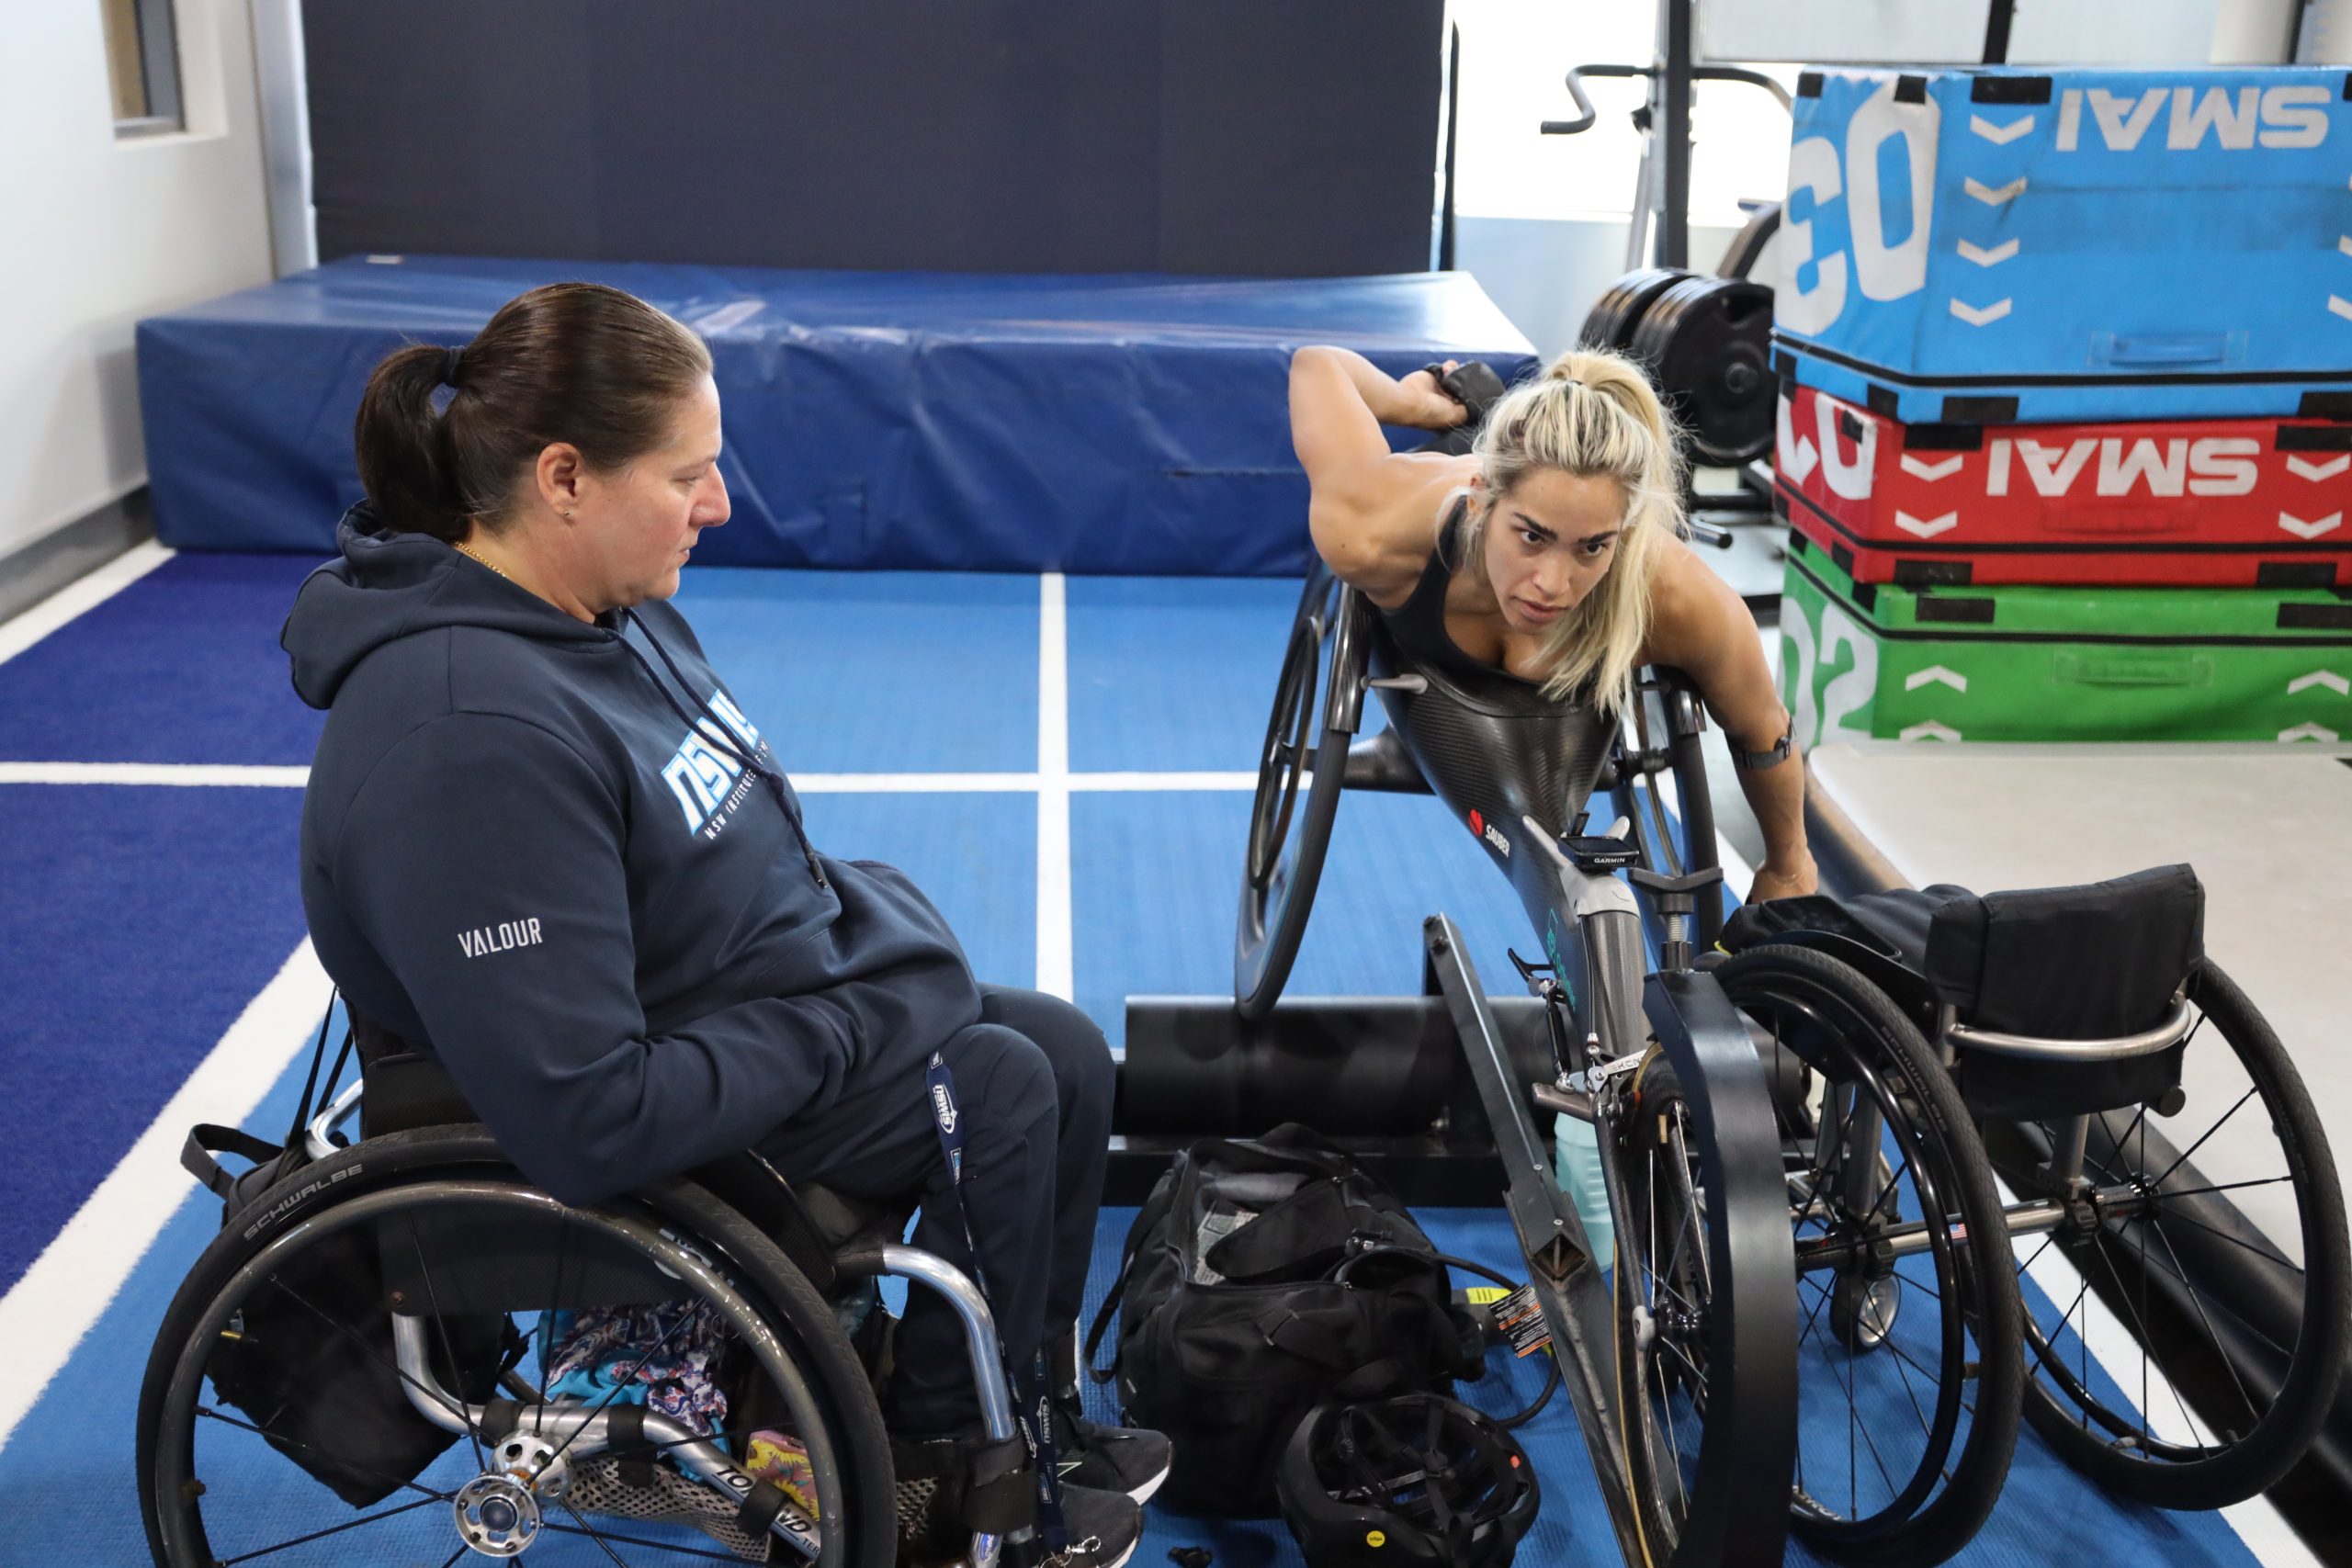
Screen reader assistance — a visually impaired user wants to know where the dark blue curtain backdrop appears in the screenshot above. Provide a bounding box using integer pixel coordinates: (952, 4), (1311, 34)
(303, 1), (1448, 277)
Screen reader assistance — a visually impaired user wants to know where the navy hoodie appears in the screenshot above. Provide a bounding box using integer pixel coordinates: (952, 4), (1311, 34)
(284, 508), (982, 1205)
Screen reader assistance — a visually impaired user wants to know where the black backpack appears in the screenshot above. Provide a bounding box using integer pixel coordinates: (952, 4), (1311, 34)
(1084, 1125), (1487, 1517)
(181, 1008), (517, 1506)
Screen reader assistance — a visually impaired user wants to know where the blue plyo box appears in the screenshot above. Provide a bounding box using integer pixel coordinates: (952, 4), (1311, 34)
(1772, 66), (2352, 423)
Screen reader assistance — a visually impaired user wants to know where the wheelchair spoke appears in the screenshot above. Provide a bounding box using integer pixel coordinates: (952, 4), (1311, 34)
(193, 1403), (457, 1505)
(260, 1272), (486, 1447)
(537, 1212), (575, 1437)
(403, 1213), (488, 1472)
(539, 1515), (753, 1563)
(2088, 1226), (2208, 1445)
(2142, 1221), (2267, 1425)
(2146, 1085), (2258, 1194)
(2152, 1175), (2296, 1206)
(1874, 1330), (1975, 1421)
(2134, 1203), (2303, 1279)
(540, 1306), (702, 1472)
(556, 1499), (641, 1567)
(211, 1494), (447, 1564)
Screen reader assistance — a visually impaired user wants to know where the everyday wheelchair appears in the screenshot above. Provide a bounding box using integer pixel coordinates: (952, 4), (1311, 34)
(137, 1023), (1030, 1568)
(1713, 864), (2352, 1527)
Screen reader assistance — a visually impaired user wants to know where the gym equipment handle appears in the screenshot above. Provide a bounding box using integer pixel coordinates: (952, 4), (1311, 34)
(1552, 61), (1794, 118)
(1541, 67), (1599, 136)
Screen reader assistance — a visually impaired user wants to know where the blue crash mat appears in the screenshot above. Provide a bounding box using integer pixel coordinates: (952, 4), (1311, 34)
(134, 255), (1535, 574)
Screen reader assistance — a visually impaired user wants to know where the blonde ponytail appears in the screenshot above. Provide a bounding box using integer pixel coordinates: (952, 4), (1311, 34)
(1455, 347), (1684, 716)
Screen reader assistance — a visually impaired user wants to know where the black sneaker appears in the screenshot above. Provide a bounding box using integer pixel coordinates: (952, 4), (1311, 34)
(1045, 1326), (1172, 1505)
(1049, 1394), (1172, 1506)
(1018, 1482), (1142, 1568)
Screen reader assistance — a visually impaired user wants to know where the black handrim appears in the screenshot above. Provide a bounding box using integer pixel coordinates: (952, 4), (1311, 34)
(1999, 961), (2349, 1507)
(141, 1168), (885, 1568)
(1235, 569), (1357, 1021)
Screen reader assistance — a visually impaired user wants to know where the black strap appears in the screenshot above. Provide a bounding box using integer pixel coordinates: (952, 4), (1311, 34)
(181, 1123), (286, 1201)
(962, 1433), (1039, 1535)
(1083, 1179), (1176, 1382)
(1731, 720), (1795, 772)
(734, 1477), (787, 1535)
(606, 1404), (654, 1489)
(281, 996), (340, 1149)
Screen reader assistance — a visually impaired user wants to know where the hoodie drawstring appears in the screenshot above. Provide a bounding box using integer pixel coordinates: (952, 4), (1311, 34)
(618, 609), (829, 893)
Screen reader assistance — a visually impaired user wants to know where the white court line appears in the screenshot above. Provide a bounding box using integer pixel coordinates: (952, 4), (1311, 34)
(0, 540), (175, 668)
(0, 763), (1272, 792)
(1035, 575), (1073, 1000)
(0, 761), (311, 788)
(0, 939), (330, 1451)
(1069, 771), (1255, 792)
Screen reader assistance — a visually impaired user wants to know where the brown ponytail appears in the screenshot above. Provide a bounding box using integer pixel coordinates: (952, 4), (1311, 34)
(352, 282), (715, 542)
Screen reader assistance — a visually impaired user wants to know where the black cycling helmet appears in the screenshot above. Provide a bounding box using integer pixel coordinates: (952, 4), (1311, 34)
(1277, 1394), (1541, 1568)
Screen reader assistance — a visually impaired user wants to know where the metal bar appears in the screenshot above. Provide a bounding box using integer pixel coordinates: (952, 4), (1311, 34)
(1423, 913), (1644, 1562)
(1944, 998), (2194, 1063)
(1793, 1190), (2154, 1270)
(1657, 0), (1692, 268)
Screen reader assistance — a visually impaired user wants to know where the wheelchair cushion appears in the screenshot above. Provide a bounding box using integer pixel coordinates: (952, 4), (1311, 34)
(1726, 864), (2202, 1040)
(1924, 863), (2203, 1039)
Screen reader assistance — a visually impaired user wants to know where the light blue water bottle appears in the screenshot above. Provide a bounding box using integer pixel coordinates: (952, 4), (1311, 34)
(1553, 1107), (1614, 1274)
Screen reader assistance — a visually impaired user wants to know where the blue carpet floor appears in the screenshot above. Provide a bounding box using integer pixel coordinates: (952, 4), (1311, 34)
(0, 557), (2274, 1566)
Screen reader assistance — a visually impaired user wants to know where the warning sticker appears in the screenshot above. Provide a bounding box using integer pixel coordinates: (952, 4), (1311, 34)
(1489, 1283), (1554, 1359)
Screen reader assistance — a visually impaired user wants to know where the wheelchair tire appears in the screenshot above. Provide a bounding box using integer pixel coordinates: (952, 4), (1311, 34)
(137, 1128), (898, 1568)
(1235, 564), (1366, 1021)
(1713, 944), (2023, 1567)
(1997, 958), (2351, 1510)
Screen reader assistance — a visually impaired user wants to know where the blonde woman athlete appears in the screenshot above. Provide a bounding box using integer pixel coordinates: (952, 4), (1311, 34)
(1288, 344), (1817, 905)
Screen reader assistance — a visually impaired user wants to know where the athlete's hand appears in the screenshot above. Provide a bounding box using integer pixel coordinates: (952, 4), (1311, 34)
(1392, 361), (1471, 431)
(1747, 850), (1819, 906)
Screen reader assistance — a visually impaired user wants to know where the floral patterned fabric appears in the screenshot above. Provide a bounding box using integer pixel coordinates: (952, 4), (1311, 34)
(541, 1301), (731, 1435)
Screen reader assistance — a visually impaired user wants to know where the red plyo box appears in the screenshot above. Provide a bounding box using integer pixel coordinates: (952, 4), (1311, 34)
(1772, 382), (2352, 589)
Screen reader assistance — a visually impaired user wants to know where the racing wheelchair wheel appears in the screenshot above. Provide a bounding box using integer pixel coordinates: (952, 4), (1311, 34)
(1992, 958), (2351, 1509)
(1236, 562), (1370, 1021)
(1606, 1029), (1800, 1568)
(1713, 944), (2023, 1566)
(137, 1128), (898, 1568)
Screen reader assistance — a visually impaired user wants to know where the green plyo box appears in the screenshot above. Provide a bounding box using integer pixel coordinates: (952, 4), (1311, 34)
(1778, 534), (2352, 747)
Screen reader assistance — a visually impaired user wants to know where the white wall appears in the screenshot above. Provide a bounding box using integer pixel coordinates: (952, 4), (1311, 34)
(0, 0), (273, 563)
(1455, 215), (1747, 363)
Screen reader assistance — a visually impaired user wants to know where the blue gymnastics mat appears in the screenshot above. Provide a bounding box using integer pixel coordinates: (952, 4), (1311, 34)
(134, 256), (1536, 573)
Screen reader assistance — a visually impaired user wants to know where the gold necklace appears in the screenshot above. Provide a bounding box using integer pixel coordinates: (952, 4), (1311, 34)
(453, 537), (509, 581)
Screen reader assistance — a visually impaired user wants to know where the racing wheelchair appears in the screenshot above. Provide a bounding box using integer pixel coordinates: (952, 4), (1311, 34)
(137, 1018), (1031, 1568)
(1218, 550), (2030, 1566)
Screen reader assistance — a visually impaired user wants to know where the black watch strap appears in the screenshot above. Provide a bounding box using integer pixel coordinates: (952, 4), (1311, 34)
(1732, 723), (1795, 773)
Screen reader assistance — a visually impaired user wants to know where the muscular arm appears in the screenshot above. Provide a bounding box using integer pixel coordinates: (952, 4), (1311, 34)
(1643, 542), (1818, 903)
(1290, 346), (1472, 597)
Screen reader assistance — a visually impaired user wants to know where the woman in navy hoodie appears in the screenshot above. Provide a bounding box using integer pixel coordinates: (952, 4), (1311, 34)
(283, 281), (1161, 1566)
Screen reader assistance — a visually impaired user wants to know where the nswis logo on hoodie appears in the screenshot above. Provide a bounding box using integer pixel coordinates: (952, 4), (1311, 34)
(661, 690), (766, 838)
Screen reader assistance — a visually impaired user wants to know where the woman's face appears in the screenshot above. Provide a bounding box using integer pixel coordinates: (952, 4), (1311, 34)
(1477, 466), (1629, 636)
(572, 377), (730, 608)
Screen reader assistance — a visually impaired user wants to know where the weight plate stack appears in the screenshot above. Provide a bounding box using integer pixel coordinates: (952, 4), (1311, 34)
(1577, 266), (1695, 353)
(1626, 274), (1774, 466)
